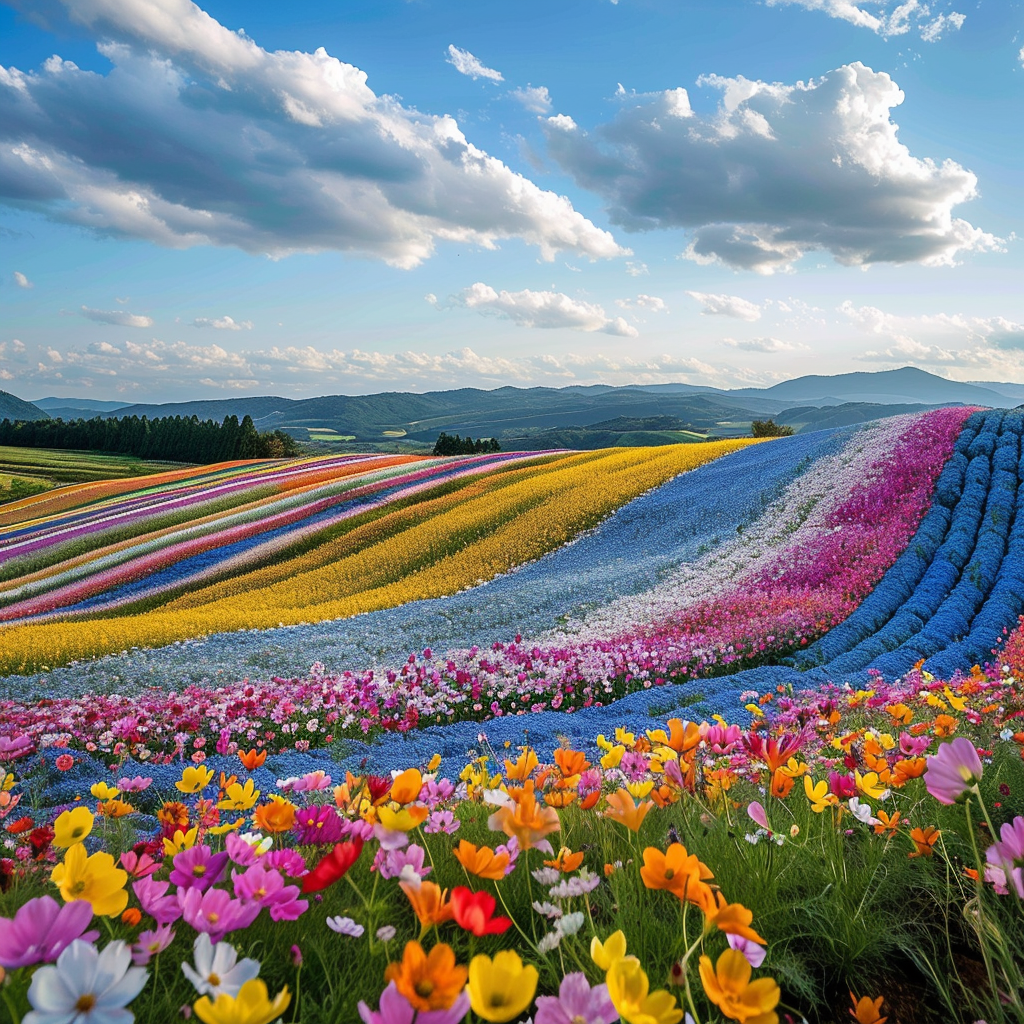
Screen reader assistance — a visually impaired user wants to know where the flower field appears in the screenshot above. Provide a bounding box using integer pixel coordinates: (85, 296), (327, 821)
(2, 409), (1024, 1024)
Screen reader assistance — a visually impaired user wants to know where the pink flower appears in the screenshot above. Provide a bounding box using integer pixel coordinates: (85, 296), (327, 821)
(925, 737), (983, 805)
(178, 887), (261, 943)
(358, 982), (470, 1024)
(0, 896), (99, 970)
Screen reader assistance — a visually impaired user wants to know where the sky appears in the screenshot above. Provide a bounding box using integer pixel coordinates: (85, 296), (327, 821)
(0, 0), (1022, 403)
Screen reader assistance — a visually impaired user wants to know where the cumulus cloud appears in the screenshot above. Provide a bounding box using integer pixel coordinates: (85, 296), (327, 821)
(686, 291), (762, 321)
(510, 85), (552, 113)
(446, 45), (504, 82)
(616, 294), (667, 312)
(80, 305), (154, 327)
(12, 271), (32, 288)
(764, 0), (965, 40)
(0, 1), (623, 268)
(191, 315), (253, 330)
(545, 62), (998, 273)
(452, 282), (639, 337)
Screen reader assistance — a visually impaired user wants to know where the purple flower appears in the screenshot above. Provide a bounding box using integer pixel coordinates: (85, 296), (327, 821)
(0, 896), (99, 970)
(134, 876), (183, 927)
(293, 805), (343, 846)
(925, 737), (984, 805)
(424, 810), (460, 835)
(534, 972), (618, 1024)
(727, 932), (767, 969)
(178, 887), (261, 943)
(985, 815), (1024, 898)
(358, 981), (470, 1024)
(169, 845), (229, 892)
(132, 923), (176, 966)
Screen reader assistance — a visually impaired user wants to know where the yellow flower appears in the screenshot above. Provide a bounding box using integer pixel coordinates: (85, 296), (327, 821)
(803, 776), (838, 814)
(53, 806), (94, 848)
(163, 826), (199, 856)
(591, 930), (631, 971)
(193, 979), (291, 1024)
(217, 779), (260, 811)
(90, 781), (120, 801)
(606, 957), (683, 1024)
(468, 950), (538, 1023)
(176, 765), (214, 794)
(50, 842), (128, 918)
(699, 949), (780, 1024)
(854, 772), (887, 801)
(378, 804), (430, 833)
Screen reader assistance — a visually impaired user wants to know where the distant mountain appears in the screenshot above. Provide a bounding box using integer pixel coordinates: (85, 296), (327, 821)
(0, 391), (49, 422)
(733, 367), (1006, 407)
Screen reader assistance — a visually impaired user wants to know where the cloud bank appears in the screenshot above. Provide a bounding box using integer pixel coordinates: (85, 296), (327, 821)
(545, 62), (997, 273)
(0, 0), (623, 268)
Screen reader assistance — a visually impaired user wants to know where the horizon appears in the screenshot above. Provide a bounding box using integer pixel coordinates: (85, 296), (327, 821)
(2, 0), (1023, 403)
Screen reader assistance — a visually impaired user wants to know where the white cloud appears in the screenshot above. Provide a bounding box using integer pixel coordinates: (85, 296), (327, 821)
(764, 0), (966, 41)
(546, 63), (998, 273)
(12, 271), (32, 289)
(510, 85), (552, 113)
(446, 45), (504, 83)
(0, 1), (623, 268)
(686, 291), (762, 321)
(616, 294), (668, 312)
(80, 305), (154, 327)
(191, 315), (253, 330)
(452, 282), (639, 337)
(722, 336), (800, 353)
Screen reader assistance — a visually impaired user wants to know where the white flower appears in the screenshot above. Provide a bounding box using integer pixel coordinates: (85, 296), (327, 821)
(182, 933), (260, 999)
(25, 939), (148, 1024)
(326, 916), (365, 937)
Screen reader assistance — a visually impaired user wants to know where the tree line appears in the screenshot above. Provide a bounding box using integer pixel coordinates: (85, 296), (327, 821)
(432, 432), (501, 456)
(0, 414), (302, 463)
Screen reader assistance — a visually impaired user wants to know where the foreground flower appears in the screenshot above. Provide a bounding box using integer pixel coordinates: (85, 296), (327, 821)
(193, 978), (290, 1024)
(534, 972), (618, 1024)
(699, 948), (780, 1024)
(924, 737), (983, 805)
(359, 981), (471, 1024)
(0, 896), (99, 970)
(605, 957), (682, 1024)
(182, 933), (260, 999)
(450, 887), (512, 936)
(51, 843), (129, 918)
(468, 949), (539, 1023)
(52, 807), (95, 849)
(25, 940), (147, 1024)
(385, 941), (468, 1014)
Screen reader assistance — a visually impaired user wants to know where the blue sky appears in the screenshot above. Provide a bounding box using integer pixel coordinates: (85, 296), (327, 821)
(1, 0), (1022, 402)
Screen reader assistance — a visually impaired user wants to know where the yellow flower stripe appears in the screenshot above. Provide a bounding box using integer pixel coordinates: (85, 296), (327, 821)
(0, 441), (755, 672)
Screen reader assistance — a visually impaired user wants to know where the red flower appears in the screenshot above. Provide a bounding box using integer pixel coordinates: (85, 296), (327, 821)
(301, 838), (363, 894)
(450, 886), (513, 936)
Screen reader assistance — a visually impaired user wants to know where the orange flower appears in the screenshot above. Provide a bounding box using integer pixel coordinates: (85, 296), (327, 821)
(389, 769), (424, 806)
(554, 748), (590, 778)
(703, 895), (766, 945)
(384, 941), (468, 1013)
(504, 749), (539, 782)
(452, 840), (510, 881)
(544, 847), (585, 873)
(254, 797), (296, 834)
(850, 993), (887, 1024)
(908, 826), (940, 859)
(603, 788), (653, 833)
(238, 748), (267, 771)
(640, 843), (715, 909)
(872, 809), (900, 836)
(400, 880), (454, 929)
(487, 783), (560, 850)
(121, 907), (142, 927)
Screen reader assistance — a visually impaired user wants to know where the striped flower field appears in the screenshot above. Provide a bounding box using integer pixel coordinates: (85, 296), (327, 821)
(2, 410), (1024, 1024)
